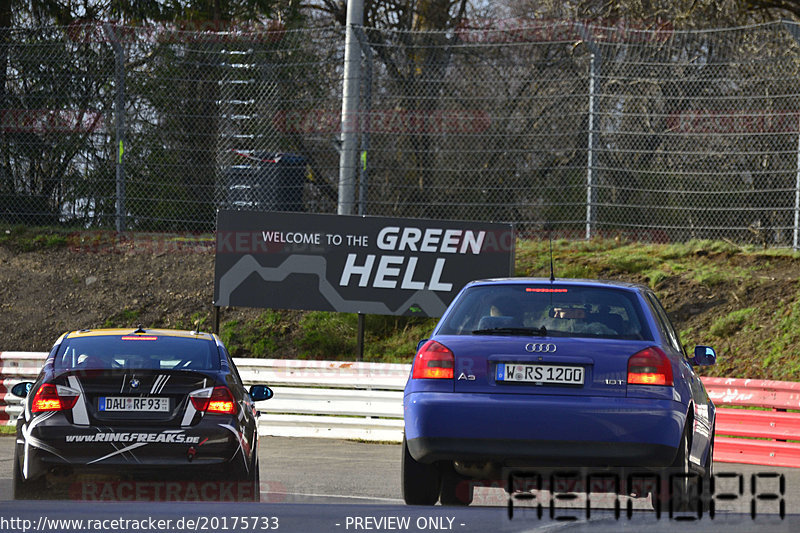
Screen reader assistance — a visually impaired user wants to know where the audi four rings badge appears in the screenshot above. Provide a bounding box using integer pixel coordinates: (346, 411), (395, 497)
(525, 343), (557, 353)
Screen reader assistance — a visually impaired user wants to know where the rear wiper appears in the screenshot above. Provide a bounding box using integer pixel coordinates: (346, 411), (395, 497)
(472, 326), (547, 336)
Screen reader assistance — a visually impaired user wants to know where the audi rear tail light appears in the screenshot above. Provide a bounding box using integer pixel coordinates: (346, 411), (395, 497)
(412, 340), (454, 379)
(627, 347), (673, 386)
(31, 383), (80, 412)
(190, 386), (238, 414)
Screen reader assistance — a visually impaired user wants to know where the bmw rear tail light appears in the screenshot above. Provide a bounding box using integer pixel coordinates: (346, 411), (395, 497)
(190, 386), (238, 414)
(412, 340), (454, 379)
(627, 347), (674, 386)
(31, 383), (80, 412)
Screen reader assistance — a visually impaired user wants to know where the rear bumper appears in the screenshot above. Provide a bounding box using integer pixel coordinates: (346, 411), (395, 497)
(407, 437), (676, 467)
(15, 414), (254, 483)
(404, 392), (686, 467)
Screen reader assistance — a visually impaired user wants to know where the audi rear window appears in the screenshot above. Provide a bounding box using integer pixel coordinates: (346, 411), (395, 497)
(54, 336), (220, 371)
(437, 284), (652, 340)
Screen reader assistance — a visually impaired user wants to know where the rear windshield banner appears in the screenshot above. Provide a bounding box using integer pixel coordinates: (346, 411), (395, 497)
(214, 211), (514, 317)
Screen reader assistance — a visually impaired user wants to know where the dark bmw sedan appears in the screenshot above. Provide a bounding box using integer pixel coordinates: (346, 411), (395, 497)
(11, 328), (273, 501)
(403, 278), (717, 511)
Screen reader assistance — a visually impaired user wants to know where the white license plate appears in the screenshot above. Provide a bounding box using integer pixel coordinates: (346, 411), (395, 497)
(496, 363), (584, 385)
(99, 397), (170, 412)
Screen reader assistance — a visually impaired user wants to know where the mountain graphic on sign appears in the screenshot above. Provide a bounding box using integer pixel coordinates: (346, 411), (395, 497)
(215, 254), (448, 316)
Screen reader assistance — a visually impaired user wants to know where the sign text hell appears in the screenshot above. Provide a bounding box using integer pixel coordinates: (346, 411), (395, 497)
(339, 226), (485, 292)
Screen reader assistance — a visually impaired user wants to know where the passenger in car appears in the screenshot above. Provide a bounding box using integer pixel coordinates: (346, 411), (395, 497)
(545, 305), (616, 336)
(76, 353), (109, 369)
(474, 297), (523, 330)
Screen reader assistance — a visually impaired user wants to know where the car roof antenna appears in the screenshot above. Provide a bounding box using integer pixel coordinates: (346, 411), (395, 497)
(134, 324), (146, 334)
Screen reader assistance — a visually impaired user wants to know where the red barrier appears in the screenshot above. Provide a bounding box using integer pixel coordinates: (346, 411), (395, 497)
(715, 437), (800, 468)
(702, 376), (800, 467)
(715, 407), (800, 440)
(701, 377), (800, 409)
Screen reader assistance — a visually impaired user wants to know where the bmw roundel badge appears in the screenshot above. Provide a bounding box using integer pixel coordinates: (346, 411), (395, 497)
(130, 378), (140, 389)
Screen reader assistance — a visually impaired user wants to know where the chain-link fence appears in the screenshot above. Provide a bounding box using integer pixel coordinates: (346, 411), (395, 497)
(4, 21), (800, 245)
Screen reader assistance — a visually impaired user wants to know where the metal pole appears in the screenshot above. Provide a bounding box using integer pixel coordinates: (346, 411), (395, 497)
(337, 0), (364, 215)
(351, 28), (371, 362)
(579, 25), (602, 241)
(782, 22), (800, 249)
(794, 124), (800, 250)
(103, 24), (126, 233)
(353, 27), (372, 217)
(585, 51), (596, 241)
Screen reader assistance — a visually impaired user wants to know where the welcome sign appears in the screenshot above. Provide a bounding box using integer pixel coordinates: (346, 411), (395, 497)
(213, 211), (514, 317)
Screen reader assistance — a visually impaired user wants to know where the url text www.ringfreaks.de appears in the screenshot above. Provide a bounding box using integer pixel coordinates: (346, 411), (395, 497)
(0, 515), (280, 532)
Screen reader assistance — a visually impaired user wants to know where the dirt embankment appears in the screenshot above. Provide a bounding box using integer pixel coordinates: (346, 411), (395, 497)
(0, 244), (258, 351)
(636, 251), (800, 380)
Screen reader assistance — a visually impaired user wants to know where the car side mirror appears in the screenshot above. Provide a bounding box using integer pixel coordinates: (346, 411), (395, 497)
(11, 382), (34, 398)
(249, 385), (273, 401)
(692, 346), (716, 366)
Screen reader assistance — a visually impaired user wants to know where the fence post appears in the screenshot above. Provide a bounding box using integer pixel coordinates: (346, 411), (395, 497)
(352, 25), (371, 362)
(103, 23), (126, 233)
(794, 121), (800, 250)
(353, 26), (372, 218)
(580, 25), (602, 241)
(586, 51), (596, 240)
(781, 21), (800, 249)
(337, 0), (364, 216)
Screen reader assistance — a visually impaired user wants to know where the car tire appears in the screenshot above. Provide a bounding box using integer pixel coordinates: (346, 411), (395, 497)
(439, 464), (473, 506)
(699, 432), (714, 514)
(402, 437), (440, 505)
(13, 454), (44, 500)
(250, 455), (261, 503)
(225, 453), (259, 502)
(12, 455), (25, 500)
(653, 425), (699, 513)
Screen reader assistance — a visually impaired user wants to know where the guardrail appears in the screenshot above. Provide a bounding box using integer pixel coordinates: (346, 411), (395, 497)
(0, 352), (48, 426)
(2, 352), (799, 467)
(236, 358), (406, 442)
(0, 352), (408, 442)
(703, 377), (800, 468)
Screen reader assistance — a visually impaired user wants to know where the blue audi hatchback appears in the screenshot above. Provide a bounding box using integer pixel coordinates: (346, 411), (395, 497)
(402, 278), (716, 509)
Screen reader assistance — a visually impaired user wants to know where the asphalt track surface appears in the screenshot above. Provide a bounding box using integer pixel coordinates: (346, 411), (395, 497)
(0, 436), (798, 532)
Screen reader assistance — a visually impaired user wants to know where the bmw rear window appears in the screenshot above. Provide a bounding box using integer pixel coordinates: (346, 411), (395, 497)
(54, 336), (220, 371)
(436, 284), (652, 340)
